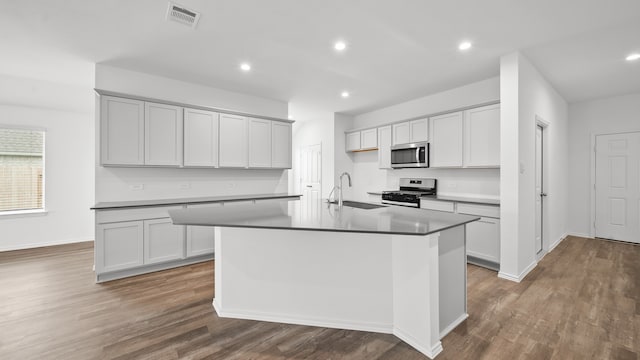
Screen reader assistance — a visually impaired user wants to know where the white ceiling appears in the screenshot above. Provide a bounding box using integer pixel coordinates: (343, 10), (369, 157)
(1, 0), (639, 114)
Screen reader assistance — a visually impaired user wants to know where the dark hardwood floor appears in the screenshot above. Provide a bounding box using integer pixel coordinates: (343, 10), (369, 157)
(0, 236), (638, 359)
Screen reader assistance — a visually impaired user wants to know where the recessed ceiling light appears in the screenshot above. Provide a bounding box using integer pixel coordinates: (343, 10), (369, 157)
(458, 41), (472, 51)
(341, 91), (350, 98)
(626, 53), (640, 61)
(334, 41), (347, 51)
(240, 63), (251, 72)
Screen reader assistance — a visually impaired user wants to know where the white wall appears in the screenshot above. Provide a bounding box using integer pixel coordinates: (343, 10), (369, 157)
(334, 113), (355, 199)
(290, 103), (336, 197)
(499, 52), (569, 282)
(95, 65), (290, 203)
(568, 92), (640, 236)
(0, 75), (95, 251)
(347, 77), (501, 201)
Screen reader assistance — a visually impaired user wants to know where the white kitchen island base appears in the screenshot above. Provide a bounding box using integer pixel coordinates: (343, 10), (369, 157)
(212, 225), (467, 359)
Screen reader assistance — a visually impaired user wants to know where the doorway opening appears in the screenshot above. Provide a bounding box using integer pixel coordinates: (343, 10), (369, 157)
(535, 118), (549, 259)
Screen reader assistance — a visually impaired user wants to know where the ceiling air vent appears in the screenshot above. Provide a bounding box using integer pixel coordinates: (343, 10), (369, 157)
(166, 2), (201, 28)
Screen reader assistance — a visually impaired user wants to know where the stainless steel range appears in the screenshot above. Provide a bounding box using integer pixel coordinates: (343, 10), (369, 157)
(381, 178), (436, 208)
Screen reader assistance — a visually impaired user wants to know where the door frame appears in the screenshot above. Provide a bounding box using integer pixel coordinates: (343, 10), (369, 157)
(590, 130), (640, 238)
(535, 116), (550, 260)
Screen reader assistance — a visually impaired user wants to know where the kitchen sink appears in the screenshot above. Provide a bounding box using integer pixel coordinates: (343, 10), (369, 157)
(327, 200), (387, 209)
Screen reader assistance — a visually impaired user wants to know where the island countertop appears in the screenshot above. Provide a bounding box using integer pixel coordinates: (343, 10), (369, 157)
(169, 198), (479, 236)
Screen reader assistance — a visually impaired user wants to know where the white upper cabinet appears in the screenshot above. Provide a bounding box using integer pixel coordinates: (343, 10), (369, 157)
(145, 102), (183, 166)
(272, 121), (292, 168)
(183, 108), (219, 167)
(346, 132), (361, 151)
(392, 122), (411, 145)
(392, 118), (428, 145)
(464, 104), (500, 167)
(409, 118), (429, 143)
(430, 112), (463, 168)
(378, 125), (392, 169)
(361, 128), (378, 150)
(248, 118), (272, 168)
(100, 96), (145, 166)
(219, 114), (248, 168)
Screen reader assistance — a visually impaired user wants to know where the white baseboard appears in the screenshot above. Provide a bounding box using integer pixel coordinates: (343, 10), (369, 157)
(439, 313), (468, 338)
(214, 302), (393, 335)
(548, 232), (568, 252)
(498, 260), (537, 283)
(0, 237), (93, 252)
(393, 326), (443, 359)
(566, 232), (592, 239)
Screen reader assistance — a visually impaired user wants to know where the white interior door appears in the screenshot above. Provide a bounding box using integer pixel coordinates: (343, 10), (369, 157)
(299, 144), (322, 219)
(535, 126), (544, 254)
(595, 132), (640, 243)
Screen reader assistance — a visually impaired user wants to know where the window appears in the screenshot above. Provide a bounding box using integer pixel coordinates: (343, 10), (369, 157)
(0, 128), (45, 213)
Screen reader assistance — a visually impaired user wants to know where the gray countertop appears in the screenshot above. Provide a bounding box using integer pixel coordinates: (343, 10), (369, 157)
(169, 198), (479, 236)
(91, 193), (301, 210)
(421, 194), (500, 206)
(367, 191), (499, 206)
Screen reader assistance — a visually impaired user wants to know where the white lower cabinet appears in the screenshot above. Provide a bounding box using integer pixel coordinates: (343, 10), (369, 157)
(144, 218), (185, 264)
(96, 221), (144, 273)
(186, 203), (218, 257)
(419, 199), (500, 267)
(465, 217), (500, 263)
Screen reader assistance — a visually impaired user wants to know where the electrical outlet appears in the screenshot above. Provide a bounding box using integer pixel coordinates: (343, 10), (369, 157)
(448, 183), (457, 189)
(227, 182), (236, 189)
(129, 184), (144, 191)
(179, 183), (191, 190)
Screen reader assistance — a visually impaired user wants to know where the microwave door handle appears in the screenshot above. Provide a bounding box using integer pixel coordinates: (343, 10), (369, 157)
(416, 147), (420, 163)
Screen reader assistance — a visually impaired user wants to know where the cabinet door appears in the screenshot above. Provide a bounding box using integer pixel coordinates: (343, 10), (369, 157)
(186, 203), (218, 257)
(392, 122), (411, 145)
(248, 118), (272, 168)
(430, 112), (463, 167)
(409, 118), (429, 143)
(466, 217), (500, 263)
(464, 104), (500, 167)
(346, 132), (361, 151)
(272, 122), (292, 168)
(361, 128), (378, 150)
(100, 96), (145, 165)
(378, 125), (392, 169)
(219, 114), (248, 168)
(184, 108), (219, 167)
(144, 218), (185, 264)
(96, 221), (144, 273)
(145, 102), (183, 166)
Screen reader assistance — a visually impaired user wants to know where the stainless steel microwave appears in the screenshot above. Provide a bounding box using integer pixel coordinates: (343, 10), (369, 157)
(390, 142), (429, 168)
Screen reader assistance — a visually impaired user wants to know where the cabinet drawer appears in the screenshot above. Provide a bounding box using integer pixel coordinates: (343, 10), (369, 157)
(456, 203), (500, 218)
(420, 199), (455, 212)
(96, 205), (184, 224)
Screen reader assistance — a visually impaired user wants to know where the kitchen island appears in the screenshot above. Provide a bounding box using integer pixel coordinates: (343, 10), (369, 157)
(169, 199), (479, 359)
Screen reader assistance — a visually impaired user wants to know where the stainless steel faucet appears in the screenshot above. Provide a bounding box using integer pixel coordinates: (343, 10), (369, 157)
(338, 172), (352, 206)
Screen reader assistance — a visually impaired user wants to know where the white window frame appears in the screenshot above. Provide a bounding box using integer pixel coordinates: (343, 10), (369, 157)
(0, 125), (47, 217)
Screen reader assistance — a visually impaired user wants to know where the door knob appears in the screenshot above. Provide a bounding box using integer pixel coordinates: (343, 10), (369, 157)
(540, 193), (547, 197)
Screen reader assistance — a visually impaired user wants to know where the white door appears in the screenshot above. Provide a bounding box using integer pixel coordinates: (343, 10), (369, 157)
(299, 144), (322, 218)
(535, 125), (544, 254)
(595, 132), (640, 243)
